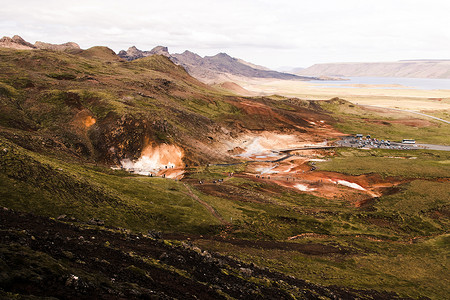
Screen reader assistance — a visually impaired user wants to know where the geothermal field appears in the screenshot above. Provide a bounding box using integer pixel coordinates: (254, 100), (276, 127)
(0, 31), (449, 299)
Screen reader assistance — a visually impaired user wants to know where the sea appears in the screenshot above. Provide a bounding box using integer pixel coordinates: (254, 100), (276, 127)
(311, 77), (450, 90)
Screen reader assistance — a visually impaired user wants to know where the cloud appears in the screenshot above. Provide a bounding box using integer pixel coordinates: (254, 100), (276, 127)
(1, 0), (449, 68)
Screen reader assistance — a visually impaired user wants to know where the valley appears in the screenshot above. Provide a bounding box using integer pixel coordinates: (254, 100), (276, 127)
(0, 44), (449, 299)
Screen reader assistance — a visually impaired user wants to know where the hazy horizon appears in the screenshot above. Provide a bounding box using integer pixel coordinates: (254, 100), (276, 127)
(2, 0), (449, 69)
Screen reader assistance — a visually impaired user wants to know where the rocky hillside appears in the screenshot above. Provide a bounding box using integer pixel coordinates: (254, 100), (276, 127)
(172, 52), (310, 83)
(118, 46), (314, 83)
(0, 45), (330, 167)
(297, 60), (450, 79)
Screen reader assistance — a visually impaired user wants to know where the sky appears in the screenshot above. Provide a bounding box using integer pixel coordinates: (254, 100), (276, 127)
(1, 0), (450, 69)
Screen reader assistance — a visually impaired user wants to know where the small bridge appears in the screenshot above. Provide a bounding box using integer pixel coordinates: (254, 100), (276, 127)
(277, 146), (337, 153)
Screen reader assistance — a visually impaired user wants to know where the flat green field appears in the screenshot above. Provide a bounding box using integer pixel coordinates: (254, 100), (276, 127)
(317, 148), (450, 178)
(319, 99), (450, 145)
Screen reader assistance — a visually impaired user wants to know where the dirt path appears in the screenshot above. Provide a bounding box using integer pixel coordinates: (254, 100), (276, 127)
(183, 183), (230, 225)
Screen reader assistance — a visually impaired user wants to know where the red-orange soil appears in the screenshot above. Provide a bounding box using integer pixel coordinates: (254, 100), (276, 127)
(243, 156), (406, 205)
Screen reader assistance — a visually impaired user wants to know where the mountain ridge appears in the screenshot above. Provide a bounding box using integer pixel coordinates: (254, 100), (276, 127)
(119, 45), (314, 83)
(0, 35), (81, 52)
(297, 60), (450, 79)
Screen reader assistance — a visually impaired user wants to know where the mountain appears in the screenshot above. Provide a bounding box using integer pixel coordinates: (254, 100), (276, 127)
(0, 35), (36, 50)
(171, 51), (309, 83)
(34, 41), (81, 52)
(236, 58), (271, 71)
(297, 60), (450, 79)
(0, 35), (81, 52)
(277, 66), (305, 74)
(118, 45), (170, 60)
(119, 46), (315, 83)
(0, 36), (312, 83)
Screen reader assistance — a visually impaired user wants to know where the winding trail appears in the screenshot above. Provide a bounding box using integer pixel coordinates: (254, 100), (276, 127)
(183, 183), (229, 225)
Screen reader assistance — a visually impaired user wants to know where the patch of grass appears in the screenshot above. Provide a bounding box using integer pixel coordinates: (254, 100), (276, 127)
(185, 164), (246, 181)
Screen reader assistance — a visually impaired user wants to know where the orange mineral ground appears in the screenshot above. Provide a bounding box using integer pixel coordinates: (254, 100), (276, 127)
(244, 156), (406, 205)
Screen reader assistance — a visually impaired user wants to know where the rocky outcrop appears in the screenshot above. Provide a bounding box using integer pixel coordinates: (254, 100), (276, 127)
(0, 35), (36, 50)
(0, 35), (80, 52)
(34, 41), (81, 52)
(149, 46), (170, 57)
(118, 45), (170, 61)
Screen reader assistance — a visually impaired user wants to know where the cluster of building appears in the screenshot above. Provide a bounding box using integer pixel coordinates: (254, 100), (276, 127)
(339, 134), (416, 150)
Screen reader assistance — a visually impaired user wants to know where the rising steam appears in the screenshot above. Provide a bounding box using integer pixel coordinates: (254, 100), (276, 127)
(120, 143), (184, 177)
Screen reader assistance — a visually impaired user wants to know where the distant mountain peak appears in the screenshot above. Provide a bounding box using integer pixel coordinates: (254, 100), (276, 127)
(1, 35), (80, 52)
(34, 41), (80, 52)
(150, 46), (170, 57)
(127, 46), (139, 52)
(118, 45), (170, 61)
(178, 50), (202, 60)
(0, 35), (36, 50)
(207, 52), (234, 61)
(215, 52), (231, 57)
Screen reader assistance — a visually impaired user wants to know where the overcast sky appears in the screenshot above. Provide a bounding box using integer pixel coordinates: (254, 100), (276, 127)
(2, 0), (449, 69)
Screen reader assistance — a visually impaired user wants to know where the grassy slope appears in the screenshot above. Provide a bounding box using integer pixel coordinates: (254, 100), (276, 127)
(0, 137), (221, 234)
(0, 47), (242, 165)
